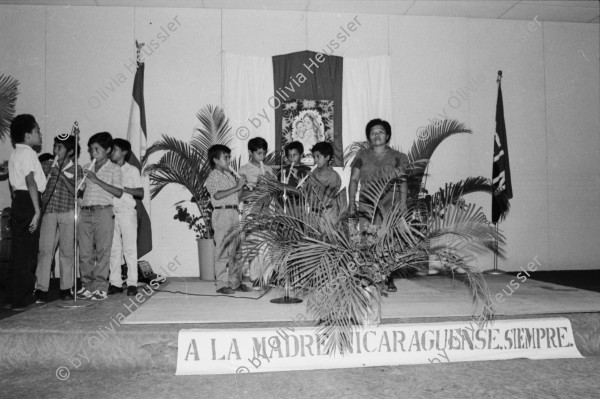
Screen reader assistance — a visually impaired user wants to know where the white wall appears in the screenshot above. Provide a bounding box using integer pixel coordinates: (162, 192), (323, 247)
(0, 5), (46, 205)
(0, 5), (598, 273)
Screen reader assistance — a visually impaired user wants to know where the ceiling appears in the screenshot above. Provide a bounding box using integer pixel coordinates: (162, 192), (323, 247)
(0, 0), (598, 24)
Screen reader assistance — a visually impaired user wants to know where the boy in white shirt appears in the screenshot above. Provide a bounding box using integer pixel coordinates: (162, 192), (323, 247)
(238, 137), (275, 192)
(238, 137), (275, 282)
(108, 138), (143, 297)
(6, 114), (47, 310)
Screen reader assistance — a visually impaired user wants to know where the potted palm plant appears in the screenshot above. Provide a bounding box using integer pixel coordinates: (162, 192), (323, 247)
(230, 119), (508, 354)
(143, 105), (237, 279)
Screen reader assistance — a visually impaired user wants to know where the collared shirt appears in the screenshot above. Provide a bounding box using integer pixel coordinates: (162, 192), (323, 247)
(8, 143), (47, 192)
(113, 162), (142, 212)
(81, 159), (123, 207)
(205, 169), (239, 207)
(238, 162), (274, 189)
(43, 160), (83, 213)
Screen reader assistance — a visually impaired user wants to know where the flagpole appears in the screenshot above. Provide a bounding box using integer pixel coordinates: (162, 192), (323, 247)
(484, 223), (505, 275)
(484, 71), (507, 275)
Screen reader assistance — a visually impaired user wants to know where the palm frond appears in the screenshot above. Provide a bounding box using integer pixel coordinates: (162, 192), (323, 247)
(343, 141), (370, 167)
(264, 150), (282, 169)
(355, 167), (405, 224)
(430, 176), (510, 221)
(226, 119), (502, 354)
(406, 119), (471, 198)
(192, 105), (233, 152)
(144, 134), (211, 230)
(0, 74), (19, 141)
(425, 202), (502, 314)
(142, 105), (236, 238)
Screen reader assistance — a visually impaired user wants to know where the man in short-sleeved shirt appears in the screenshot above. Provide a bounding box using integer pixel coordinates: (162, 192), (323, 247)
(6, 115), (47, 309)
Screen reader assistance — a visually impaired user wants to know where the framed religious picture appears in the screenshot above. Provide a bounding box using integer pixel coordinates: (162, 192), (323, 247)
(281, 99), (334, 166)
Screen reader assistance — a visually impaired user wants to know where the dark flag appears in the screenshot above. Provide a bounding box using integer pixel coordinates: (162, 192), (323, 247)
(127, 41), (152, 258)
(492, 72), (513, 224)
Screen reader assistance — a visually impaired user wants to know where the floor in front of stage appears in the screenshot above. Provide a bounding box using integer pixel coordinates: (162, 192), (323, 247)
(1, 274), (600, 366)
(121, 274), (600, 324)
(2, 273), (600, 398)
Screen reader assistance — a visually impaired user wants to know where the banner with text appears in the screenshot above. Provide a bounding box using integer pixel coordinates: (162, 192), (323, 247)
(176, 317), (582, 375)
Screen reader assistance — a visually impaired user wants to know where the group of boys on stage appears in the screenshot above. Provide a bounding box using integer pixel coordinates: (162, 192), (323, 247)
(4, 113), (342, 306)
(5, 114), (142, 310)
(205, 137), (341, 294)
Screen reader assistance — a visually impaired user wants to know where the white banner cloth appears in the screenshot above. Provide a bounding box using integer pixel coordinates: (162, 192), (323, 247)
(176, 317), (582, 375)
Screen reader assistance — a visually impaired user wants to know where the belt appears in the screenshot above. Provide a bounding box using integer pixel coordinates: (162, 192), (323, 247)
(213, 205), (238, 210)
(81, 205), (112, 211)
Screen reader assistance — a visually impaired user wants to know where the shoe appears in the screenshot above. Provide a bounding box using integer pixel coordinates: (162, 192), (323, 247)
(126, 286), (138, 296)
(90, 290), (107, 301)
(386, 277), (397, 293)
(71, 287), (93, 299)
(235, 284), (252, 292)
(108, 285), (123, 295)
(34, 289), (48, 304)
(60, 289), (74, 300)
(216, 287), (235, 295)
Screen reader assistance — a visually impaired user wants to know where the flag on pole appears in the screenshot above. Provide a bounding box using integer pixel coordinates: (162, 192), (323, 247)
(492, 72), (513, 224)
(127, 41), (152, 258)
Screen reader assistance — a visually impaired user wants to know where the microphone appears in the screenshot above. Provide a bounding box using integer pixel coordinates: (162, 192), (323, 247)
(52, 155), (59, 168)
(77, 159), (96, 190)
(259, 160), (265, 175)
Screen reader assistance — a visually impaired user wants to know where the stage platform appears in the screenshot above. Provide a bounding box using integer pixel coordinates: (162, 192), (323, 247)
(1, 274), (599, 373)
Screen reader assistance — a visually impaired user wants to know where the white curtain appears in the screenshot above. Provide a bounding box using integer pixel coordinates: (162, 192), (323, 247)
(223, 53), (392, 166)
(222, 52), (275, 163)
(342, 55), (393, 157)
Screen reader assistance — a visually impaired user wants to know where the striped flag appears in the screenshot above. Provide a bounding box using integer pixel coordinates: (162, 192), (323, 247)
(127, 41), (152, 258)
(492, 74), (513, 224)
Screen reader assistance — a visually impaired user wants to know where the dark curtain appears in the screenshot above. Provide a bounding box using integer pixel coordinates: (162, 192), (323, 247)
(272, 51), (343, 166)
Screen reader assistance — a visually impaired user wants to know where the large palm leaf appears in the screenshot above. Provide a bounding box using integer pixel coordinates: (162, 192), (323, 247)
(406, 119), (472, 198)
(342, 140), (370, 166)
(143, 105), (234, 237)
(232, 198), (379, 354)
(0, 74), (19, 141)
(191, 105), (233, 152)
(230, 119), (501, 353)
(424, 202), (502, 318)
(430, 176), (510, 221)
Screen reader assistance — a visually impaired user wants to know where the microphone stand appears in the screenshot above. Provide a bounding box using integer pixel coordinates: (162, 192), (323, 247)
(58, 122), (93, 308)
(271, 149), (302, 304)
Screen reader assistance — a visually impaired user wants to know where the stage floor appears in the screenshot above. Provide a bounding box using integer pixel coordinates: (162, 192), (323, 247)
(1, 274), (600, 373)
(122, 274), (600, 324)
